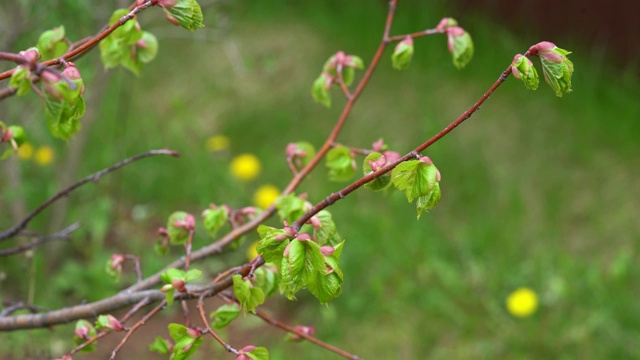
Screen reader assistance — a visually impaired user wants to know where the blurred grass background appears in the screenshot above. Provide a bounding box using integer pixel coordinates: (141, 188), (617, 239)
(1, 0), (639, 359)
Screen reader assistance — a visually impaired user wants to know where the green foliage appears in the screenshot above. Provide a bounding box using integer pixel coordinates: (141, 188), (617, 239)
(167, 211), (191, 244)
(36, 26), (69, 60)
(325, 145), (355, 181)
(451, 31), (473, 69)
(202, 207), (228, 238)
(163, 0), (205, 32)
(253, 266), (279, 297)
(160, 268), (202, 305)
(275, 194), (307, 224)
(232, 274), (265, 314)
(45, 94), (85, 141)
(150, 337), (172, 355)
(9, 66), (31, 96)
(391, 37), (414, 70)
(242, 346), (270, 360)
(512, 55), (539, 90)
(311, 210), (342, 246)
(209, 303), (241, 329)
(391, 159), (441, 218)
(540, 47), (574, 97)
(167, 323), (203, 360)
(280, 239), (325, 299)
(311, 73), (331, 107)
(362, 152), (392, 191)
(292, 141), (316, 167)
(72, 320), (97, 352)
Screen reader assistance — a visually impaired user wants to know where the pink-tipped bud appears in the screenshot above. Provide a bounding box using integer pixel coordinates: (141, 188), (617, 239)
(173, 213), (195, 230)
(136, 39), (148, 49)
(419, 156), (433, 165)
(75, 324), (90, 340)
(274, 233), (289, 241)
(240, 345), (256, 353)
(157, 227), (169, 237)
(283, 226), (296, 238)
(186, 328), (201, 339)
(288, 325), (316, 341)
(109, 254), (125, 270)
(296, 233), (312, 241)
(171, 279), (186, 292)
(309, 216), (322, 230)
(372, 138), (384, 152)
(320, 246), (334, 257)
(436, 17), (458, 32)
(383, 151), (401, 164)
(19, 48), (40, 64)
(436, 169), (441, 182)
(136, 0), (146, 6)
(445, 26), (465, 53)
(368, 154), (387, 172)
(1, 128), (13, 143)
(322, 72), (334, 90)
(105, 315), (125, 331)
(157, 0), (179, 8)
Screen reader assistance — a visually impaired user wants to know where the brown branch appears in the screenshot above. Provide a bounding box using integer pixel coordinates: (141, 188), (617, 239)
(110, 299), (166, 360)
(197, 292), (238, 355)
(0, 222), (80, 257)
(292, 63), (518, 230)
(0, 256), (264, 331)
(63, 297), (151, 357)
(0, 149), (179, 242)
(0, 1), (154, 82)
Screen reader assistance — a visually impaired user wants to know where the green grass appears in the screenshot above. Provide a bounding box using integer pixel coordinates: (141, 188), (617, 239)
(1, 1), (639, 359)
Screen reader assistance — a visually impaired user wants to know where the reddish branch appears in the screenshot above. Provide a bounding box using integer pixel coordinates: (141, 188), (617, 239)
(110, 299), (166, 360)
(197, 293), (239, 355)
(0, 149), (179, 242)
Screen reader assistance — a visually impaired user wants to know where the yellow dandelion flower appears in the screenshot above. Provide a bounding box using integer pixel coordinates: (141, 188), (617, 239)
(254, 185), (280, 209)
(205, 135), (230, 152)
(247, 240), (259, 261)
(17, 142), (33, 160)
(506, 287), (538, 318)
(35, 146), (54, 165)
(230, 153), (261, 181)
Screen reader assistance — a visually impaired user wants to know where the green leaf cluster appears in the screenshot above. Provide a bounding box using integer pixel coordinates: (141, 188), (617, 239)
(9, 66), (32, 96)
(167, 323), (203, 360)
(311, 210), (342, 246)
(163, 0), (205, 32)
(232, 274), (265, 314)
(99, 9), (158, 75)
(391, 160), (442, 218)
(362, 152), (392, 191)
(391, 37), (414, 70)
(241, 346), (270, 360)
(311, 73), (332, 108)
(167, 211), (191, 244)
(45, 92), (85, 141)
(202, 207), (228, 238)
(209, 303), (241, 329)
(275, 194), (309, 224)
(160, 268), (202, 305)
(325, 145), (356, 181)
(73, 319), (97, 353)
(512, 55), (539, 91)
(540, 47), (574, 97)
(37, 26), (69, 60)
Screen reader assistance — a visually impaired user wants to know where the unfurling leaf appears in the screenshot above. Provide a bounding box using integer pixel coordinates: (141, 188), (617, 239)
(209, 303), (241, 329)
(37, 26), (69, 60)
(531, 42), (574, 97)
(391, 36), (414, 70)
(362, 152), (392, 191)
(312, 210), (342, 246)
(166, 211), (193, 244)
(446, 26), (474, 69)
(232, 274), (265, 314)
(325, 145), (355, 181)
(9, 66), (32, 96)
(45, 95), (85, 141)
(238, 346), (270, 360)
(275, 194), (308, 224)
(167, 323), (203, 360)
(256, 225), (292, 266)
(391, 158), (442, 218)
(202, 206), (228, 238)
(253, 266), (280, 297)
(162, 0), (205, 32)
(280, 239), (325, 299)
(73, 319), (97, 352)
(149, 337), (172, 355)
(311, 73), (332, 108)
(511, 54), (539, 91)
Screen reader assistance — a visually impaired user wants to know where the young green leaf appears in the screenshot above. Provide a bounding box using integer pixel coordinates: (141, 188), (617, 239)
(202, 207), (228, 238)
(137, 31), (159, 63)
(166, 211), (191, 244)
(312, 210), (342, 246)
(533, 42), (574, 97)
(209, 303), (241, 329)
(253, 266), (280, 297)
(280, 239), (325, 299)
(9, 66), (31, 96)
(391, 36), (414, 70)
(391, 159), (442, 218)
(167, 323), (203, 360)
(325, 145), (356, 181)
(162, 0), (205, 32)
(45, 95), (85, 141)
(274, 194), (308, 224)
(232, 274), (265, 314)
(73, 319), (97, 352)
(311, 73), (332, 108)
(242, 346), (270, 360)
(446, 26), (474, 69)
(511, 54), (539, 91)
(37, 26), (69, 60)
(256, 225), (291, 267)
(307, 241), (344, 304)
(149, 337), (172, 355)
(362, 152), (392, 191)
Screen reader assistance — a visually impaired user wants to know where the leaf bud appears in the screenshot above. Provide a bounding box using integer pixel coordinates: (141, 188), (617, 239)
(511, 54), (539, 91)
(320, 246), (335, 257)
(391, 36), (414, 70)
(104, 315), (125, 331)
(171, 278), (186, 292)
(18, 47), (41, 64)
(445, 26), (474, 69)
(157, 0), (179, 8)
(74, 324), (91, 340)
(371, 138), (384, 152)
(382, 151), (401, 164)
(529, 41), (574, 97)
(296, 233), (312, 241)
(368, 154), (387, 172)
(435, 17), (458, 32)
(186, 327), (201, 339)
(418, 156), (433, 165)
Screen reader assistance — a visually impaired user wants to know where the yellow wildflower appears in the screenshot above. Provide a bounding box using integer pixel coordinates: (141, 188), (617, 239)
(506, 287), (538, 318)
(17, 142), (33, 160)
(205, 135), (230, 152)
(253, 185), (280, 209)
(35, 146), (54, 165)
(230, 153), (261, 181)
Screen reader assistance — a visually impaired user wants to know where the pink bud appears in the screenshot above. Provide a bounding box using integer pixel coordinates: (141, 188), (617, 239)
(283, 226), (296, 238)
(286, 143), (298, 158)
(322, 72), (334, 90)
(106, 315), (125, 331)
(446, 26), (466, 53)
(419, 156), (433, 165)
(186, 328), (201, 339)
(309, 216), (322, 230)
(395, 36), (413, 52)
(136, 39), (148, 48)
(383, 151), (401, 164)
(157, 227), (168, 236)
(334, 51), (346, 65)
(274, 233), (289, 241)
(109, 254), (125, 270)
(75, 324), (90, 340)
(19, 48), (40, 63)
(62, 63), (81, 80)
(372, 138), (384, 152)
(1, 128), (13, 142)
(296, 233), (312, 241)
(436, 17), (457, 32)
(368, 154), (387, 172)
(320, 246), (334, 257)
(157, 0), (179, 8)
(171, 279), (186, 292)
(240, 345), (256, 353)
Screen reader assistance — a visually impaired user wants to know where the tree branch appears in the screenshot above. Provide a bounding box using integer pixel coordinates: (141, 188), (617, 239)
(0, 222), (80, 257)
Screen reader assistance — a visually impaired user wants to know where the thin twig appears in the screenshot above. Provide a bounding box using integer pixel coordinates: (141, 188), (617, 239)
(0, 222), (80, 257)
(0, 302), (47, 317)
(110, 299), (166, 360)
(124, 255), (143, 283)
(197, 292), (238, 355)
(0, 149), (179, 242)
